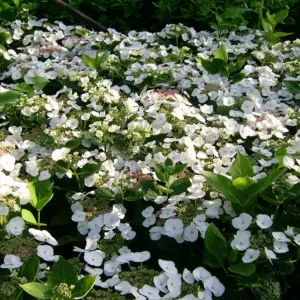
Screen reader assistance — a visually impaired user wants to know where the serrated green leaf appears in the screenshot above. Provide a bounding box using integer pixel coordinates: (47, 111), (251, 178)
(215, 44), (228, 63)
(20, 283), (51, 299)
(205, 223), (227, 264)
(229, 262), (256, 276)
(48, 257), (78, 288)
(201, 58), (224, 74)
(72, 276), (96, 299)
(82, 54), (97, 70)
(231, 152), (254, 179)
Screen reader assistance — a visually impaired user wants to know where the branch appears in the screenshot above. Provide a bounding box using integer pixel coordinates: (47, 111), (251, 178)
(54, 0), (109, 32)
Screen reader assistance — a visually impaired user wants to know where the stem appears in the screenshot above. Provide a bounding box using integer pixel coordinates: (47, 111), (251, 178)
(74, 172), (82, 191)
(37, 211), (41, 229)
(53, 0), (109, 32)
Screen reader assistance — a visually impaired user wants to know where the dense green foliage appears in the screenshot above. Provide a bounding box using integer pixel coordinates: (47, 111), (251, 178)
(0, 0), (299, 34)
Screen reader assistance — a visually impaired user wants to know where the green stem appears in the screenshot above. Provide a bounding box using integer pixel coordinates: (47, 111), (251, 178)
(37, 211), (41, 229)
(74, 171), (82, 191)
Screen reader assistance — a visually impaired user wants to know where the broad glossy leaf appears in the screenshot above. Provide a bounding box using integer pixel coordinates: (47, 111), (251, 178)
(77, 163), (100, 178)
(262, 17), (273, 33)
(170, 177), (191, 195)
(0, 91), (22, 107)
(28, 179), (53, 211)
(72, 276), (96, 299)
(47, 257), (78, 288)
(205, 223), (227, 263)
(30, 76), (49, 91)
(203, 171), (240, 203)
(266, 11), (277, 26)
(82, 54), (97, 69)
(21, 255), (40, 282)
(273, 32), (293, 38)
(20, 283), (51, 299)
(21, 209), (46, 226)
(229, 262), (256, 276)
(231, 152), (254, 179)
(275, 8), (289, 24)
(215, 44), (228, 63)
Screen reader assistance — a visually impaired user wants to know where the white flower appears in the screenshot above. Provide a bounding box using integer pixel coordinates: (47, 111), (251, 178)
(139, 285), (160, 299)
(158, 259), (178, 275)
(39, 170), (51, 181)
(231, 230), (251, 251)
(149, 226), (164, 241)
(6, 217), (25, 236)
(84, 250), (105, 267)
(285, 226), (295, 237)
(29, 228), (58, 246)
(0, 206), (9, 216)
(37, 245), (59, 262)
(131, 251), (150, 263)
(256, 214), (273, 229)
(142, 206), (155, 218)
(183, 268), (194, 284)
(52, 148), (70, 161)
(273, 241), (289, 253)
(264, 247), (277, 264)
(184, 224), (199, 242)
(193, 267), (211, 282)
(167, 273), (182, 297)
(272, 232), (291, 242)
(115, 281), (132, 295)
(1, 255), (23, 269)
(198, 290), (213, 300)
(71, 210), (86, 222)
(193, 214), (206, 226)
(294, 234), (300, 246)
(143, 215), (156, 227)
(242, 249), (260, 263)
(283, 156), (295, 169)
(203, 276), (225, 297)
(104, 212), (120, 228)
(232, 213), (252, 230)
(0, 154), (15, 172)
(164, 219), (184, 238)
(154, 273), (168, 293)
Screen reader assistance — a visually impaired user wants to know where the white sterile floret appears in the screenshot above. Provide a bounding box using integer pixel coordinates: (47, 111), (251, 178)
(198, 290), (213, 300)
(184, 224), (199, 242)
(167, 273), (182, 297)
(37, 245), (59, 262)
(114, 281), (132, 295)
(29, 228), (58, 246)
(6, 216), (25, 236)
(232, 213), (252, 230)
(265, 247), (277, 264)
(104, 212), (120, 227)
(38, 170), (51, 181)
(183, 268), (195, 284)
(272, 232), (291, 242)
(84, 250), (105, 267)
(143, 215), (156, 227)
(242, 249), (260, 263)
(0, 206), (9, 216)
(158, 259), (178, 275)
(231, 230), (251, 251)
(294, 234), (300, 246)
(142, 206), (155, 218)
(273, 241), (289, 253)
(154, 273), (168, 293)
(0, 154), (16, 172)
(164, 218), (184, 238)
(51, 147), (70, 161)
(203, 276), (225, 297)
(139, 285), (161, 299)
(193, 214), (206, 226)
(193, 267), (212, 282)
(1, 254), (23, 269)
(149, 226), (164, 240)
(285, 226), (295, 237)
(256, 214), (273, 229)
(131, 251), (150, 263)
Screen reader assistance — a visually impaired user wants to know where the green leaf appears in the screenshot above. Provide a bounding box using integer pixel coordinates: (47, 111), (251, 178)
(262, 17), (273, 33)
(171, 163), (188, 175)
(231, 152), (254, 179)
(47, 257), (78, 288)
(65, 138), (81, 149)
(77, 163), (100, 178)
(28, 179), (53, 211)
(29, 76), (49, 91)
(260, 191), (282, 205)
(145, 189), (159, 200)
(230, 72), (245, 83)
(266, 11), (277, 26)
(72, 276), (96, 299)
(125, 190), (143, 201)
(203, 171), (240, 203)
(21, 255), (40, 282)
(82, 54), (97, 70)
(214, 44), (228, 63)
(153, 163), (168, 182)
(95, 51), (109, 67)
(170, 177), (191, 195)
(13, 0), (20, 7)
(230, 58), (246, 74)
(0, 91), (22, 107)
(95, 187), (115, 200)
(205, 223), (227, 264)
(21, 209), (46, 226)
(247, 169), (284, 200)
(154, 182), (174, 194)
(20, 283), (52, 299)
(275, 8), (289, 24)
(273, 32), (293, 38)
(228, 249), (238, 263)
(201, 58), (224, 74)
(284, 80), (300, 94)
(232, 177), (255, 190)
(275, 147), (288, 168)
(228, 262), (256, 276)
(35, 135), (56, 149)
(203, 248), (222, 268)
(164, 158), (173, 168)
